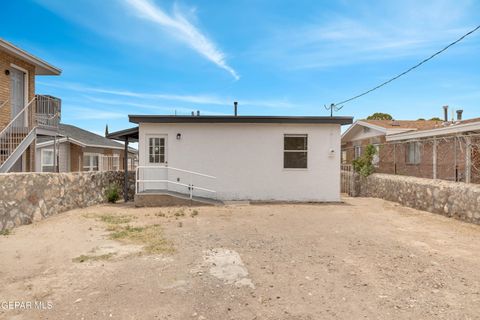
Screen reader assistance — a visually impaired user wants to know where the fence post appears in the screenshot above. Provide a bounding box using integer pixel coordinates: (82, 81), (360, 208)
(433, 137), (437, 179)
(466, 136), (472, 184)
(454, 136), (458, 181)
(393, 143), (397, 174)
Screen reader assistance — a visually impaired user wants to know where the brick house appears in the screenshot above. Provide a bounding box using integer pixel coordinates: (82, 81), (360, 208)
(342, 108), (480, 183)
(0, 38), (61, 172)
(35, 123), (137, 172)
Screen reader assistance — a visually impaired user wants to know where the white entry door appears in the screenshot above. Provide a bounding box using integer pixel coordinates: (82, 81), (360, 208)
(142, 135), (167, 192)
(9, 68), (26, 127)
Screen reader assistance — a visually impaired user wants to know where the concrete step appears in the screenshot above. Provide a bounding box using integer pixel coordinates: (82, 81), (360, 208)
(134, 190), (223, 207)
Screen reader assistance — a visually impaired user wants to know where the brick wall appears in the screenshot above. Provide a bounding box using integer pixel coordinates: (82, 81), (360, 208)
(70, 143), (83, 172)
(0, 50), (36, 172)
(342, 135), (478, 183)
(0, 50), (36, 129)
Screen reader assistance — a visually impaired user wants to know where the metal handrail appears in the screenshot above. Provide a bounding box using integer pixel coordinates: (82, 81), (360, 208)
(136, 165), (216, 179)
(0, 100), (8, 111)
(135, 166), (217, 199)
(135, 179), (216, 194)
(0, 97), (36, 167)
(0, 97), (35, 137)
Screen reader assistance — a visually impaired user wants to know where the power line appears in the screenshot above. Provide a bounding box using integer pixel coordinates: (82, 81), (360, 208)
(331, 24), (480, 108)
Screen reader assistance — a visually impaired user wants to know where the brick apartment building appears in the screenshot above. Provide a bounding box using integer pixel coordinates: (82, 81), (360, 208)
(342, 107), (480, 183)
(0, 37), (61, 172)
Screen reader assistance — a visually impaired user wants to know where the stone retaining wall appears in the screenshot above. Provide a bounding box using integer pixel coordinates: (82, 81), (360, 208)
(355, 173), (480, 224)
(0, 171), (135, 231)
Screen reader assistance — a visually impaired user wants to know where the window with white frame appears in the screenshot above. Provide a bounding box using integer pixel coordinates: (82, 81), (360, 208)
(41, 149), (55, 172)
(372, 144), (380, 167)
(284, 134), (308, 169)
(354, 145), (362, 159)
(112, 155), (120, 171)
(148, 137), (165, 164)
(341, 150), (347, 164)
(83, 153), (100, 171)
(406, 142), (421, 165)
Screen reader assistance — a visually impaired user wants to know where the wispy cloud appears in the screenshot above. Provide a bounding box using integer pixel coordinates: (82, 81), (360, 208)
(37, 81), (227, 105)
(37, 80), (300, 110)
(34, 0), (238, 80)
(251, 0), (477, 70)
(124, 0), (239, 80)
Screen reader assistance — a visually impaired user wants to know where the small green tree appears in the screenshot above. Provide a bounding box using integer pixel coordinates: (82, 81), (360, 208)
(105, 184), (120, 203)
(352, 144), (377, 177)
(366, 112), (393, 120)
(429, 117), (442, 121)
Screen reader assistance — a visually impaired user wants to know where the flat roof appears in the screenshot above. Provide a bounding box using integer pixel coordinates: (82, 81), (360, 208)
(107, 126), (139, 142)
(0, 38), (61, 75)
(129, 115), (353, 125)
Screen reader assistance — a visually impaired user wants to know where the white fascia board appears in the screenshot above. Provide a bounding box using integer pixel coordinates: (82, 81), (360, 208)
(341, 120), (387, 141)
(386, 121), (480, 141)
(36, 137), (86, 148)
(386, 128), (417, 135)
(35, 138), (68, 148)
(0, 38), (62, 75)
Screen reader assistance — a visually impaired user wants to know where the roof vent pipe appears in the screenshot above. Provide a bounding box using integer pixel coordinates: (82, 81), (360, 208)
(234, 101), (238, 116)
(443, 105), (448, 122)
(191, 111), (195, 116)
(197, 110), (200, 116)
(457, 109), (463, 121)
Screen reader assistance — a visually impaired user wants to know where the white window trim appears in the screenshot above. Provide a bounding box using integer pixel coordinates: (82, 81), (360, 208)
(41, 149), (56, 172)
(283, 134), (308, 170)
(354, 145), (362, 159)
(406, 142), (421, 165)
(83, 152), (100, 171)
(372, 144), (380, 167)
(147, 135), (167, 165)
(10, 64), (29, 127)
(112, 154), (120, 171)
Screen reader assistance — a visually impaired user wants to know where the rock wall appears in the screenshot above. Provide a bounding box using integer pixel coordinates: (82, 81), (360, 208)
(356, 173), (480, 224)
(0, 171), (135, 231)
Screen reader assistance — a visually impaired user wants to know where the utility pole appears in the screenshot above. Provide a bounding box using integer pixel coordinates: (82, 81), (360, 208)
(325, 103), (343, 117)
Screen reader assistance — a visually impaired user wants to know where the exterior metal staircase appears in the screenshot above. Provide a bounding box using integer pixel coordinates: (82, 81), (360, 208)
(0, 95), (61, 173)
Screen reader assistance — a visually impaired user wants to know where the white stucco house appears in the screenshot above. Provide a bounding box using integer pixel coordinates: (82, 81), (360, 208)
(108, 114), (353, 204)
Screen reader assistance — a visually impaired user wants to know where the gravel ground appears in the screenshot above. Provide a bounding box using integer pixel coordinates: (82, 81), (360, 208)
(1, 197), (480, 319)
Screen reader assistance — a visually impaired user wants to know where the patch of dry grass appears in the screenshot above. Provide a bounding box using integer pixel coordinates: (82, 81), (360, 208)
(108, 224), (174, 254)
(99, 214), (134, 224)
(72, 253), (116, 263)
(83, 213), (135, 225)
(83, 212), (173, 255)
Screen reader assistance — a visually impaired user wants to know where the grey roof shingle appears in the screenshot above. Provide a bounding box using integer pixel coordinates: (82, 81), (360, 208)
(38, 124), (137, 152)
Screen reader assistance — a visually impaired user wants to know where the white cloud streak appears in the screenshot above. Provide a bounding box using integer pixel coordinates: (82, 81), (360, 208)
(124, 0), (239, 80)
(38, 81), (299, 109)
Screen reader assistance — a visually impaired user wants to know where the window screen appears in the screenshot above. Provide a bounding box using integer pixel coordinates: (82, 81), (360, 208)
(284, 134), (308, 168)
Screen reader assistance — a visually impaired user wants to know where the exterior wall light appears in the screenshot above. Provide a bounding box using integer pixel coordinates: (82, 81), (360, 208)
(5, 69), (10, 76)
(176, 133), (181, 140)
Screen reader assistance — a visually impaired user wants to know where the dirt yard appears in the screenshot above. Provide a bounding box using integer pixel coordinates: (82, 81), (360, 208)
(1, 198), (480, 320)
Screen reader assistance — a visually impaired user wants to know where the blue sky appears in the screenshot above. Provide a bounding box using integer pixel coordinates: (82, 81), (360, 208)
(1, 0), (479, 134)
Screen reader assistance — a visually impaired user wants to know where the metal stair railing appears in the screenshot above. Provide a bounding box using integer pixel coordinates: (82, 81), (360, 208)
(0, 97), (36, 168)
(35, 95), (61, 130)
(135, 165), (217, 199)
